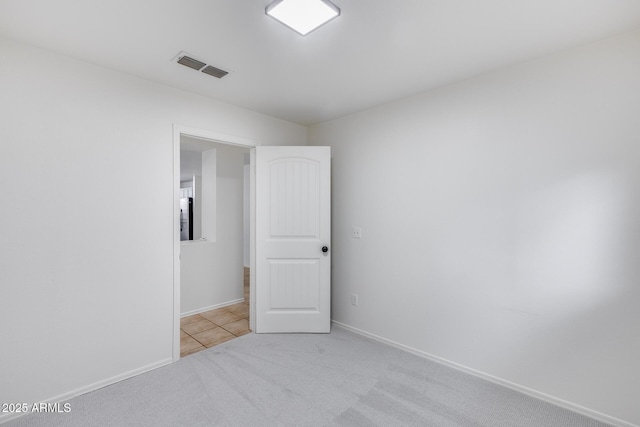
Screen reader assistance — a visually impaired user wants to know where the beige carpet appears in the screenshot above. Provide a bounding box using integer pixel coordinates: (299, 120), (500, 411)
(8, 326), (610, 426)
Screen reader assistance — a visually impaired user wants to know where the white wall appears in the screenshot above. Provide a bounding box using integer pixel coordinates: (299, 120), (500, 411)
(243, 162), (250, 267)
(200, 148), (217, 242)
(179, 150), (202, 181)
(0, 36), (305, 422)
(309, 29), (640, 426)
(181, 143), (248, 315)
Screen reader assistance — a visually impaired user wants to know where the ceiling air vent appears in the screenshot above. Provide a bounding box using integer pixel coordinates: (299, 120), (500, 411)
(201, 65), (229, 79)
(175, 52), (229, 79)
(177, 55), (206, 71)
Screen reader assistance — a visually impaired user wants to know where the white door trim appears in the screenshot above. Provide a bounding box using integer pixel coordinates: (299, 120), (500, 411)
(172, 124), (257, 362)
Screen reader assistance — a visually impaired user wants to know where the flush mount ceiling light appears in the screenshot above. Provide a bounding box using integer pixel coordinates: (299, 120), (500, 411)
(266, 0), (340, 36)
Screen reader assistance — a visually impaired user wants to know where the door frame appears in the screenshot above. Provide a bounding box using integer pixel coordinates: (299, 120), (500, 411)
(172, 124), (257, 361)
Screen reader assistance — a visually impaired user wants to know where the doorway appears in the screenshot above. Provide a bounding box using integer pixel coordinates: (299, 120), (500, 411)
(172, 125), (256, 361)
(179, 272), (251, 356)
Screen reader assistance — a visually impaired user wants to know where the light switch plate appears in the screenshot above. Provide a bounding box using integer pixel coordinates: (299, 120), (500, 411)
(352, 227), (362, 238)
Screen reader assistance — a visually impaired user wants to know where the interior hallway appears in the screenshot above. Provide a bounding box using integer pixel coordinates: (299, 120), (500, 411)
(180, 268), (250, 356)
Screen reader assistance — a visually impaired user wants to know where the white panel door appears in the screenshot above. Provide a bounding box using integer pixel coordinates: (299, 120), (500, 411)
(255, 146), (331, 333)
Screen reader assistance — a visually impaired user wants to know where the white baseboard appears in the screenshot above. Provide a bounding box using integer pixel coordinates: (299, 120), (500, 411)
(180, 298), (245, 318)
(0, 358), (173, 425)
(332, 321), (635, 427)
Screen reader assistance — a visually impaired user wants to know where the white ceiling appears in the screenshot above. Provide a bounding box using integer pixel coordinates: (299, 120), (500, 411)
(2, 0), (640, 125)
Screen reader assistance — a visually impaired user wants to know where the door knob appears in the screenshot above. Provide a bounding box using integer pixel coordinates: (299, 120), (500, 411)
(322, 246), (329, 253)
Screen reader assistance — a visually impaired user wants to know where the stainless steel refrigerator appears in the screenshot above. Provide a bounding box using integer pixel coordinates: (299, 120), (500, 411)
(180, 197), (193, 241)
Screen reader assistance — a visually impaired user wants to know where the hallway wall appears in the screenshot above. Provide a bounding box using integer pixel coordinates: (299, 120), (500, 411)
(181, 143), (248, 315)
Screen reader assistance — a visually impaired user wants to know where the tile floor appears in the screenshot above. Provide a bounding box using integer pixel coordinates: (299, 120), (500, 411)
(180, 268), (250, 357)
